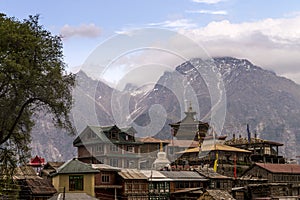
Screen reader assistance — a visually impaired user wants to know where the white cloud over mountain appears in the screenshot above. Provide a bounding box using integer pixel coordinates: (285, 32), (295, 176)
(179, 16), (300, 84)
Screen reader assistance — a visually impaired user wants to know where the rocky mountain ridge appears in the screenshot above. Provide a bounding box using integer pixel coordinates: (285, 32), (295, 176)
(30, 57), (300, 161)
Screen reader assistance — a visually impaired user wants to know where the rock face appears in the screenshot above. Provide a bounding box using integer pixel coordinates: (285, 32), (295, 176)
(30, 57), (300, 161)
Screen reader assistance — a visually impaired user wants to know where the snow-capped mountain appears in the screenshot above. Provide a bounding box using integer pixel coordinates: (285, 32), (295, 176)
(30, 57), (300, 161)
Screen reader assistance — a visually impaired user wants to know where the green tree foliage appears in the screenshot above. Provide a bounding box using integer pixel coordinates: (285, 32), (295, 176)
(0, 14), (75, 179)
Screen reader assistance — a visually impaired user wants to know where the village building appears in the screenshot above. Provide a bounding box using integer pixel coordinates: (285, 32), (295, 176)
(140, 170), (171, 200)
(159, 170), (208, 199)
(51, 158), (99, 197)
(40, 161), (64, 180)
(117, 169), (149, 200)
(92, 163), (122, 200)
(13, 166), (56, 200)
(233, 163), (300, 199)
(225, 134), (284, 164)
(195, 167), (234, 192)
(176, 143), (251, 177)
(73, 125), (143, 168)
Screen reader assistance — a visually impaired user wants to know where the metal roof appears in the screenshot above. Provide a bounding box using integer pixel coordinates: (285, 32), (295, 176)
(73, 125), (141, 146)
(167, 140), (199, 148)
(49, 193), (98, 200)
(118, 169), (148, 180)
(92, 164), (120, 171)
(138, 137), (169, 144)
(177, 143), (251, 154)
(140, 170), (173, 181)
(159, 171), (208, 181)
(255, 163), (300, 174)
(53, 158), (99, 175)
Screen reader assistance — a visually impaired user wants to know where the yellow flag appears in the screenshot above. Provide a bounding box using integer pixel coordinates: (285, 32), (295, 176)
(213, 152), (218, 172)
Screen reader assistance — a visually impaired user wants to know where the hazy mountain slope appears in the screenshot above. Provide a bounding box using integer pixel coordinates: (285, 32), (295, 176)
(30, 57), (300, 161)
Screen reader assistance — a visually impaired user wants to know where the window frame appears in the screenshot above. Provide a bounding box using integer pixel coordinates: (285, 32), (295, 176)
(69, 175), (84, 191)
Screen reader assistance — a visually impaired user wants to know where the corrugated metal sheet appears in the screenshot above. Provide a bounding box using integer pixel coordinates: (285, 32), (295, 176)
(138, 137), (169, 144)
(167, 140), (199, 148)
(92, 164), (120, 171)
(118, 169), (147, 180)
(177, 143), (251, 154)
(49, 193), (98, 200)
(256, 163), (300, 173)
(54, 158), (99, 175)
(159, 171), (208, 181)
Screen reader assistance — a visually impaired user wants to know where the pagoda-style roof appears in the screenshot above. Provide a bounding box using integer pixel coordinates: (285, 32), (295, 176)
(169, 104), (209, 140)
(225, 137), (283, 146)
(28, 155), (46, 167)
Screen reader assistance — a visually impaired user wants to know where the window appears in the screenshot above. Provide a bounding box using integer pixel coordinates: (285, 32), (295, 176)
(69, 175), (83, 191)
(110, 158), (118, 167)
(101, 174), (110, 183)
(127, 146), (134, 153)
(109, 131), (118, 139)
(94, 145), (103, 152)
(110, 144), (118, 152)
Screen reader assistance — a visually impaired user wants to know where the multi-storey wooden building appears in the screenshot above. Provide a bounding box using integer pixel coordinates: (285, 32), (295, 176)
(73, 125), (143, 168)
(117, 169), (149, 200)
(92, 164), (122, 200)
(225, 135), (284, 163)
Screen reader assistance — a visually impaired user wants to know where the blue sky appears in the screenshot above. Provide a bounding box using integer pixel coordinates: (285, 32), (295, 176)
(1, 0), (300, 85)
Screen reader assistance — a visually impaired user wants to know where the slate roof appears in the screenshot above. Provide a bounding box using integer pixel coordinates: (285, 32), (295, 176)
(23, 179), (57, 195)
(255, 163), (300, 174)
(159, 171), (208, 181)
(13, 166), (38, 179)
(42, 162), (65, 176)
(195, 167), (232, 180)
(201, 189), (235, 200)
(52, 158), (99, 175)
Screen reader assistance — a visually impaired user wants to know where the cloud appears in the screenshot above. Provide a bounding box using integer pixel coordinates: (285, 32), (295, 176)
(179, 16), (300, 84)
(148, 19), (197, 29)
(191, 0), (226, 4)
(60, 23), (101, 39)
(186, 10), (228, 15)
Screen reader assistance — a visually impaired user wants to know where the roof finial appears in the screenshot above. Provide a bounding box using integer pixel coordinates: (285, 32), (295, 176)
(188, 101), (193, 112)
